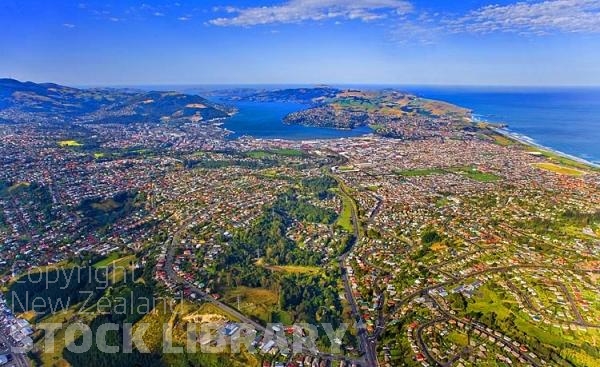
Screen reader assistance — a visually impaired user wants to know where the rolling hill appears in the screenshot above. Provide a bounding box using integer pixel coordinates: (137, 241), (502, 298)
(0, 78), (232, 124)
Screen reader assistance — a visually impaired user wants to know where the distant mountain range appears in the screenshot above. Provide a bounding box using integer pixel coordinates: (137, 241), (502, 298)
(0, 78), (232, 124)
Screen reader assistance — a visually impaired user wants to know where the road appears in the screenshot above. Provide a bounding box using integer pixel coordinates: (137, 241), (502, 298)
(0, 331), (28, 367)
(333, 174), (379, 367)
(413, 318), (448, 366)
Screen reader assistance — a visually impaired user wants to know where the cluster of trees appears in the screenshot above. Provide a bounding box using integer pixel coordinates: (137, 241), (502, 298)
(412, 228), (443, 259)
(273, 191), (337, 224)
(209, 187), (339, 290)
(229, 207), (321, 267)
(63, 283), (163, 367)
(9, 267), (107, 315)
(279, 274), (343, 327)
(0, 181), (54, 221)
(78, 191), (140, 229)
(0, 180), (10, 193)
(185, 151), (280, 170)
(301, 176), (338, 199)
(562, 209), (600, 226)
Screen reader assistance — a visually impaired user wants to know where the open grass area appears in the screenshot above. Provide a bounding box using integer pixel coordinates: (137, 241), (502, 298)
(109, 255), (136, 284)
(395, 168), (446, 177)
(90, 198), (121, 212)
(7, 182), (30, 193)
(335, 189), (354, 233)
(223, 287), (279, 324)
(447, 330), (469, 347)
(57, 139), (83, 147)
(561, 347), (600, 367)
(271, 310), (294, 325)
(245, 150), (271, 159)
(93, 152), (105, 159)
(92, 252), (121, 268)
(533, 162), (585, 176)
(195, 302), (240, 321)
(258, 168), (282, 179)
(266, 265), (322, 275)
(526, 146), (597, 171)
(467, 285), (514, 320)
(490, 133), (516, 146)
(272, 148), (305, 157)
(453, 167), (501, 182)
(93, 254), (136, 284)
(246, 148), (304, 158)
(34, 304), (97, 367)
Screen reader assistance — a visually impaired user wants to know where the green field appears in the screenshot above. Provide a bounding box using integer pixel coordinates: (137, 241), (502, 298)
(335, 189), (355, 232)
(453, 167), (501, 182)
(490, 133), (516, 146)
(266, 265), (323, 275)
(92, 252), (121, 268)
(92, 254), (136, 284)
(90, 198), (122, 212)
(58, 139), (83, 147)
(246, 148), (304, 158)
(467, 285), (513, 320)
(533, 162), (585, 176)
(223, 287), (279, 323)
(447, 330), (469, 347)
(524, 145), (598, 171)
(395, 168), (446, 177)
(272, 148), (305, 156)
(245, 150), (271, 159)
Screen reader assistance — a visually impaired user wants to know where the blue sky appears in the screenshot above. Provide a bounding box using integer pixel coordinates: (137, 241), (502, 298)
(1, 0), (600, 86)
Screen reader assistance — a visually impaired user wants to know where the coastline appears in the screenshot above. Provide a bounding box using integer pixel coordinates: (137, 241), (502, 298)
(491, 127), (600, 169)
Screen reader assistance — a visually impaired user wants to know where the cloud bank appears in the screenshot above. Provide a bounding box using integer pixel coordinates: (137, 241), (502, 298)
(210, 0), (600, 39)
(209, 0), (413, 26)
(449, 0), (600, 35)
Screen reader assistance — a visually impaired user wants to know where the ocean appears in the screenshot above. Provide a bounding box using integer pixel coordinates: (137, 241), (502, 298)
(402, 86), (600, 166)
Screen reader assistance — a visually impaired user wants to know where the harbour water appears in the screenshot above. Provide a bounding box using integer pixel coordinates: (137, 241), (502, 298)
(222, 100), (372, 140)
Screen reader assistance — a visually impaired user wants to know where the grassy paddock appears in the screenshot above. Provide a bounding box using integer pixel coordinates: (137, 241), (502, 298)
(533, 162), (586, 176)
(266, 265), (322, 275)
(58, 140), (83, 147)
(223, 287), (278, 323)
(395, 168), (446, 177)
(334, 189), (354, 232)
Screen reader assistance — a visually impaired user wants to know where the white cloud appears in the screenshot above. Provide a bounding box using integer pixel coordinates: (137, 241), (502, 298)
(154, 11), (165, 17)
(62, 23), (76, 29)
(448, 0), (600, 35)
(209, 0), (413, 26)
